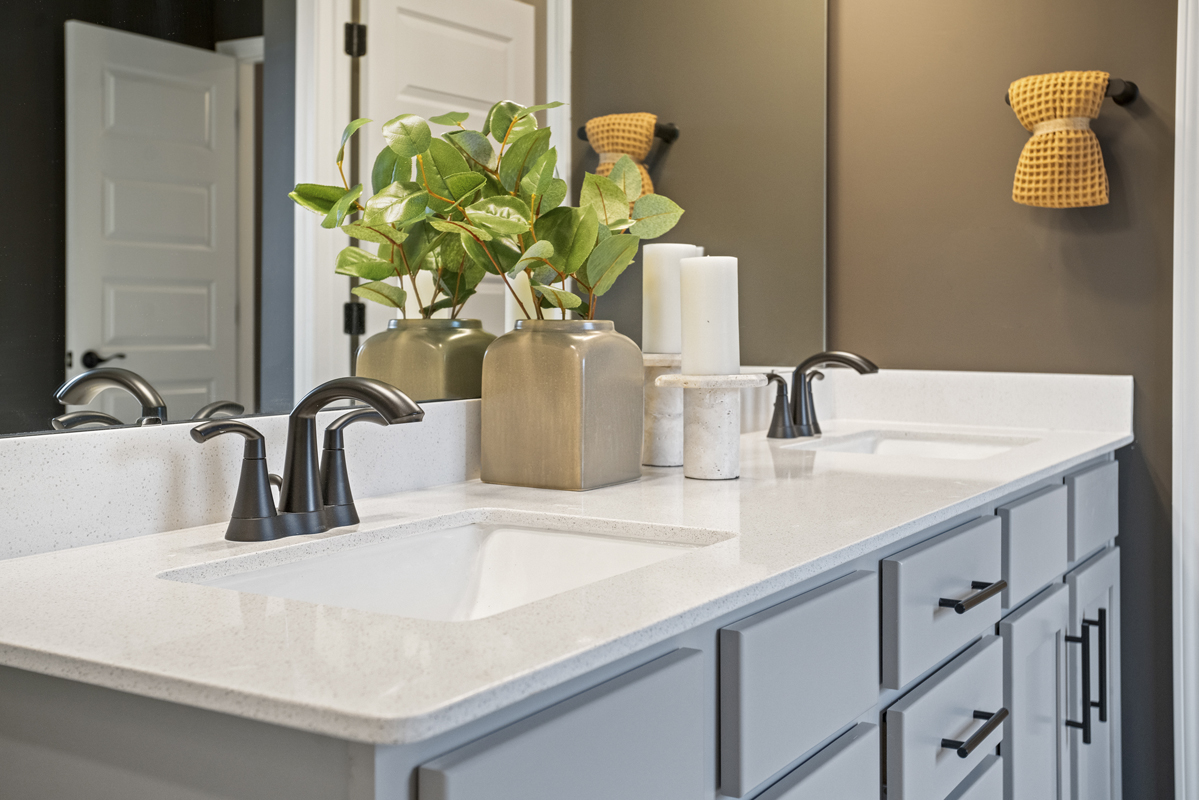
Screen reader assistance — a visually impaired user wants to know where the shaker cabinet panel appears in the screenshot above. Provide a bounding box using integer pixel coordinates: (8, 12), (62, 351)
(1065, 462), (1119, 564)
(756, 723), (879, 800)
(946, 755), (1005, 800)
(418, 649), (704, 800)
(1067, 547), (1122, 800)
(996, 485), (1068, 609)
(882, 517), (1003, 689)
(1000, 583), (1070, 800)
(886, 635), (1005, 800)
(719, 571), (878, 798)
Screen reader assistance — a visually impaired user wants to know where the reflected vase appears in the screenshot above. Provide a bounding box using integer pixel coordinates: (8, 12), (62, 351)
(355, 319), (495, 402)
(480, 319), (643, 491)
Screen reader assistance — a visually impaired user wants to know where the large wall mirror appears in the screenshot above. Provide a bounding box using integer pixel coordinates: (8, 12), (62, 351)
(0, 0), (825, 437)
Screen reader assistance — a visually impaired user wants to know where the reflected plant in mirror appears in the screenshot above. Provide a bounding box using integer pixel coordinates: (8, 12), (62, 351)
(289, 100), (684, 401)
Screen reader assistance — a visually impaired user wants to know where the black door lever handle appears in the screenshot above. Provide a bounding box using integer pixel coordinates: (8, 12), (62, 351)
(81, 350), (126, 369)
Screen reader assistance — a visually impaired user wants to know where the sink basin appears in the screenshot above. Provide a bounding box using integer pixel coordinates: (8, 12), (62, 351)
(784, 430), (1039, 460)
(172, 522), (700, 622)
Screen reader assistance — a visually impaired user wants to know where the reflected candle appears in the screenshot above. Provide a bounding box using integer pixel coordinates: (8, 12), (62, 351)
(680, 256), (740, 375)
(641, 243), (699, 353)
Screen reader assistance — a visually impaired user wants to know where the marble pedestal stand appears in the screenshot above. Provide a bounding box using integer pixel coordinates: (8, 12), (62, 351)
(643, 354), (684, 466)
(654, 373), (768, 479)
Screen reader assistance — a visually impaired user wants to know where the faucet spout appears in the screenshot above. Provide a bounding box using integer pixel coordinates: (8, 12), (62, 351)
(278, 377), (424, 524)
(55, 367), (167, 421)
(771, 351), (878, 439)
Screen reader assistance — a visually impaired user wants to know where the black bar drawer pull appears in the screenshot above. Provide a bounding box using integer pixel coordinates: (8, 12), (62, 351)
(938, 579), (1007, 615)
(941, 707), (1009, 758)
(1066, 613), (1106, 745)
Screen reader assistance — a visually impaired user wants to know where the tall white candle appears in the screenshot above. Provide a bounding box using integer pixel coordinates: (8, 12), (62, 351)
(680, 256), (740, 375)
(642, 243), (699, 353)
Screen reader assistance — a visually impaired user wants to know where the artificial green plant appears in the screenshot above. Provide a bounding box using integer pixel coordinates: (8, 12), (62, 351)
(289, 101), (684, 320)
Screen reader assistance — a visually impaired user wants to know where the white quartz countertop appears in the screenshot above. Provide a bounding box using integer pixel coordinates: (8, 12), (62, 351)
(0, 371), (1134, 745)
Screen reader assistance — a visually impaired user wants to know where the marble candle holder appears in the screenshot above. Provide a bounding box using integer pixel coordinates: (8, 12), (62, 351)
(643, 354), (683, 467)
(654, 373), (768, 480)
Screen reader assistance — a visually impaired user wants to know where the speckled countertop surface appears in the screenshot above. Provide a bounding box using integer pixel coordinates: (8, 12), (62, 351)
(0, 371), (1134, 746)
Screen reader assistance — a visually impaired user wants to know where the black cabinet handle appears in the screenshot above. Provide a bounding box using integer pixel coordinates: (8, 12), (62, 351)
(1066, 612), (1107, 745)
(939, 579), (1007, 615)
(941, 707), (1009, 758)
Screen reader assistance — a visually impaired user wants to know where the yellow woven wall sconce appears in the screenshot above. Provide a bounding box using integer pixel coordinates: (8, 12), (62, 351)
(578, 113), (680, 198)
(1006, 72), (1138, 209)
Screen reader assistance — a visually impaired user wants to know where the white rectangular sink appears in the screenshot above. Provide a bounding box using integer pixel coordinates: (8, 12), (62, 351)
(169, 521), (702, 622)
(784, 430), (1039, 460)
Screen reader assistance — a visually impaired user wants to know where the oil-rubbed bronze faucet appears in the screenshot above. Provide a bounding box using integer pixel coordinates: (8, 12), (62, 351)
(54, 367), (168, 425)
(767, 351), (878, 439)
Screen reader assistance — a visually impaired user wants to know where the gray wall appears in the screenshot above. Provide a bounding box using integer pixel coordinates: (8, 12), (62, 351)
(572, 0), (827, 365)
(825, 0), (1176, 794)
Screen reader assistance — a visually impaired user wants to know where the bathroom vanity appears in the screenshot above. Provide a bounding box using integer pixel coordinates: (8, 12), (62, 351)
(0, 370), (1131, 800)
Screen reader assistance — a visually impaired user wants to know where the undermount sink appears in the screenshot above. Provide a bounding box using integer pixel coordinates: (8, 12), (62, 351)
(784, 430), (1039, 460)
(167, 521), (702, 622)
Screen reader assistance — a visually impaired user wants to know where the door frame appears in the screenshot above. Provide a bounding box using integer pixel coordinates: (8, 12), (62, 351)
(291, 0), (572, 397)
(1174, 0), (1199, 796)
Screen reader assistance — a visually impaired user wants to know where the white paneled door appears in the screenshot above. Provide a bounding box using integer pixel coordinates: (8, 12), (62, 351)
(66, 21), (238, 421)
(358, 0), (535, 341)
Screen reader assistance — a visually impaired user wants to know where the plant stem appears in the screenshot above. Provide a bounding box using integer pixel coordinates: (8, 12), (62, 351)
(498, 270), (532, 319)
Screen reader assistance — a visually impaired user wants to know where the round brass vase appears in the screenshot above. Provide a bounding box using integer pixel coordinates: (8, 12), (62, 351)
(355, 319), (496, 402)
(480, 319), (644, 491)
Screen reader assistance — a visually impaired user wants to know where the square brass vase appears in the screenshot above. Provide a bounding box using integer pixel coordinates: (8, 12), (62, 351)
(481, 320), (644, 491)
(355, 319), (495, 402)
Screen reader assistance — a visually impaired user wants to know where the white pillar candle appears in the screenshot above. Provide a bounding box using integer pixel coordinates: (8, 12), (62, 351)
(680, 256), (740, 375)
(642, 243), (699, 353)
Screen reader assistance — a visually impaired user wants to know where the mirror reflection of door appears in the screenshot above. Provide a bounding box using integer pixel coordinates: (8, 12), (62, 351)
(65, 21), (240, 422)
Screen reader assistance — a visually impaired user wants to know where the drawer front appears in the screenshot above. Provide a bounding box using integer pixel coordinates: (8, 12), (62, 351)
(418, 649), (704, 800)
(757, 723), (879, 800)
(882, 517), (1003, 689)
(997, 485), (1068, 609)
(947, 755), (1004, 800)
(886, 635), (1005, 800)
(720, 571), (878, 797)
(1065, 461), (1119, 563)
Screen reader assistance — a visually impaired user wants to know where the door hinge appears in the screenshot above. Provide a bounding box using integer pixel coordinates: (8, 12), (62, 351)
(344, 301), (366, 336)
(344, 23), (367, 57)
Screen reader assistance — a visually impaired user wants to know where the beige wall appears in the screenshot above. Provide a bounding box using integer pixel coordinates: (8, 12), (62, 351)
(827, 0), (1176, 792)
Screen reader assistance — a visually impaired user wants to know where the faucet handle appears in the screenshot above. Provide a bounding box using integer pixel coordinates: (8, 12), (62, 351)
(50, 410), (124, 430)
(320, 408), (388, 529)
(192, 400), (246, 420)
(191, 420), (289, 542)
(766, 373), (800, 439)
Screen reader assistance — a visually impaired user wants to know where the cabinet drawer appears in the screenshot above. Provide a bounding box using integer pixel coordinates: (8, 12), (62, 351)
(1065, 461), (1119, 563)
(418, 649), (704, 800)
(756, 723), (879, 800)
(947, 755), (1004, 800)
(886, 635), (1005, 800)
(996, 485), (1067, 608)
(882, 517), (1003, 689)
(720, 571), (878, 797)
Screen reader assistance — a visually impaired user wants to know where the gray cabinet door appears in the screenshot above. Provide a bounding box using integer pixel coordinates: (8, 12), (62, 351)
(720, 571), (879, 797)
(886, 635), (1005, 800)
(756, 723), (879, 800)
(883, 516), (1003, 689)
(1000, 583), (1070, 800)
(947, 755), (1004, 800)
(1064, 462), (1119, 564)
(1067, 547), (1121, 800)
(418, 649), (704, 800)
(997, 485), (1068, 609)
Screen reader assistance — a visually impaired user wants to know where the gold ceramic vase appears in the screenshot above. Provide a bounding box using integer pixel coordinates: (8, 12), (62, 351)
(355, 319), (495, 402)
(481, 319), (643, 491)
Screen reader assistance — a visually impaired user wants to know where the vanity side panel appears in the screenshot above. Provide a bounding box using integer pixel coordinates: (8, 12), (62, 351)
(0, 663), (370, 800)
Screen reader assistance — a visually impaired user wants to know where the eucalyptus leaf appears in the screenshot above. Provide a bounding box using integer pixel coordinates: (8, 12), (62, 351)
(421, 297), (457, 315)
(514, 101), (566, 121)
(428, 138), (470, 179)
(580, 172), (629, 226)
(341, 223), (395, 245)
(519, 148), (558, 198)
(430, 218), (492, 241)
(532, 283), (582, 310)
(566, 207), (600, 275)
(414, 153), (454, 212)
(488, 100), (536, 144)
(336, 246), (395, 281)
(400, 220), (440, 271)
(363, 181), (427, 225)
(466, 196), (531, 235)
(630, 194), (685, 239)
(429, 111), (470, 126)
(437, 234), (469, 273)
(462, 234), (519, 275)
(445, 171), (486, 201)
(382, 114), (431, 158)
(321, 184), (362, 229)
(585, 234), (640, 296)
(498, 127), (551, 192)
(607, 219), (632, 231)
(371, 147), (411, 196)
(535, 178), (568, 214)
(607, 155), (642, 205)
(352, 280), (406, 308)
(289, 183), (348, 215)
(515, 239), (555, 272)
(337, 118), (371, 164)
(595, 220), (612, 244)
(446, 130), (496, 172)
